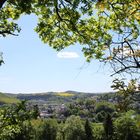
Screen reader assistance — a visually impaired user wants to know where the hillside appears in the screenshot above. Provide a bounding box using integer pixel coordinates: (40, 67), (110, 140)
(0, 92), (19, 104)
(16, 92), (91, 104)
(6, 91), (99, 105)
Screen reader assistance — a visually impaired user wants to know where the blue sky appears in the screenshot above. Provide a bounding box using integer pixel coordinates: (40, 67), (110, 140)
(0, 15), (114, 93)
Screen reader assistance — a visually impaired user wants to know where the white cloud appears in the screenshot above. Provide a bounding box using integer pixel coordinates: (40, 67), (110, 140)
(57, 52), (79, 58)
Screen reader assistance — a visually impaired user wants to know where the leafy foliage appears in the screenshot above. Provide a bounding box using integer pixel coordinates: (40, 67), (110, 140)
(85, 119), (94, 140)
(0, 101), (39, 140)
(114, 111), (140, 140)
(63, 115), (86, 140)
(0, 0), (140, 74)
(111, 79), (140, 112)
(0, 52), (4, 65)
(94, 101), (115, 114)
(0, 99), (140, 140)
(32, 119), (58, 140)
(103, 113), (114, 140)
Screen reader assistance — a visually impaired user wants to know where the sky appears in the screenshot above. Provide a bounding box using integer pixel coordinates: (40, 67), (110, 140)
(0, 15), (115, 93)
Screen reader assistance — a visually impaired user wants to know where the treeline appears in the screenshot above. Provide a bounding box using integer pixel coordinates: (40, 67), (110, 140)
(0, 101), (140, 140)
(0, 79), (140, 140)
(31, 112), (140, 140)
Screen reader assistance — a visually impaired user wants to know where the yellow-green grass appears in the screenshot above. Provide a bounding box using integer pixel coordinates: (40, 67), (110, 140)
(55, 92), (75, 97)
(0, 92), (19, 104)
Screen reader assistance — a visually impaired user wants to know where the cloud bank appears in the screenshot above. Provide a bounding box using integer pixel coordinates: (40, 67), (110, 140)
(57, 52), (79, 59)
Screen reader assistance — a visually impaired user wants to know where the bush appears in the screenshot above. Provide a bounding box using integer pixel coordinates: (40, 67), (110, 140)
(32, 119), (58, 140)
(114, 111), (140, 140)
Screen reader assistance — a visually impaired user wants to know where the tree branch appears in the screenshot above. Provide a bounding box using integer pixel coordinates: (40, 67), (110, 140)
(0, 30), (18, 36)
(111, 65), (139, 76)
(124, 40), (140, 67)
(64, 0), (72, 5)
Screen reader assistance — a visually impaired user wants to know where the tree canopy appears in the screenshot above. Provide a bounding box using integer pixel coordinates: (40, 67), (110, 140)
(0, 0), (140, 74)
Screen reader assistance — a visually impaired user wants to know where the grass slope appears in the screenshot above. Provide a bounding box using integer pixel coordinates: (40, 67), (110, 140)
(0, 92), (19, 104)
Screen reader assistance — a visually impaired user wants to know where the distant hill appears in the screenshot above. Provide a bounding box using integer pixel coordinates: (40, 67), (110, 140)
(3, 91), (117, 105)
(1, 91), (139, 107)
(0, 92), (19, 104)
(6, 91), (99, 105)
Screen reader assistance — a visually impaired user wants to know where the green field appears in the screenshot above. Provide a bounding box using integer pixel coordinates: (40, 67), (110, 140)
(55, 92), (75, 97)
(0, 92), (19, 104)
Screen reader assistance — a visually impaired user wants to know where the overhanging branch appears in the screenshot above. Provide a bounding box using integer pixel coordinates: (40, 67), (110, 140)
(0, 30), (18, 36)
